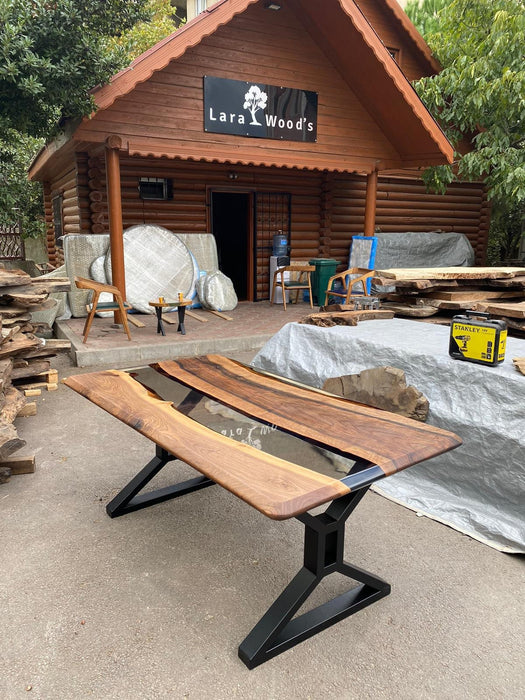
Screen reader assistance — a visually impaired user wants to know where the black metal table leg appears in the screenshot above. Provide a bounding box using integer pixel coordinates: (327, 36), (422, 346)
(106, 445), (215, 518)
(238, 487), (391, 669)
(177, 305), (186, 334)
(155, 307), (165, 335)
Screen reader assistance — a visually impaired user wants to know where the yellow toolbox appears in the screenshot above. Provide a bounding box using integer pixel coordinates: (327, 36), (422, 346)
(449, 311), (507, 366)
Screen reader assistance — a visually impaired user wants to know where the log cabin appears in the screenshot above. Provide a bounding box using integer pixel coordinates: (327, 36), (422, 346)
(29, 0), (489, 303)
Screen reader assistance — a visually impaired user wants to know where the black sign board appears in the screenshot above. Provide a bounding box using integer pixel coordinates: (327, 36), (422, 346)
(204, 76), (317, 142)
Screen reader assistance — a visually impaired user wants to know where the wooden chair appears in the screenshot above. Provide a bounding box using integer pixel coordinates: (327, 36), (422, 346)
(323, 267), (374, 306)
(75, 276), (132, 343)
(270, 264), (315, 311)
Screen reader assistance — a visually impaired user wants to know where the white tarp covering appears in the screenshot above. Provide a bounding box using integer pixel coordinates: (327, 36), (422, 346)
(105, 225), (197, 314)
(62, 234), (110, 317)
(252, 320), (525, 553)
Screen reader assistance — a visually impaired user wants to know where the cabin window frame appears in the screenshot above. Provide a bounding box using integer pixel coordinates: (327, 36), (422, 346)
(138, 177), (174, 201)
(386, 46), (401, 64)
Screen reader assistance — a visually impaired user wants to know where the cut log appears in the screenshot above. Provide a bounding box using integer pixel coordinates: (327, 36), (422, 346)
(0, 305), (33, 318)
(0, 269), (32, 287)
(376, 267), (525, 281)
(17, 402), (37, 417)
(384, 295), (431, 306)
(1, 325), (21, 344)
(1, 314), (31, 326)
(5, 292), (49, 306)
(372, 277), (459, 290)
(487, 277), (525, 289)
(513, 358), (525, 375)
(0, 278), (71, 296)
(300, 309), (395, 327)
(322, 366), (429, 422)
(0, 455), (35, 474)
(0, 359), (13, 392)
(0, 466), (11, 484)
(1, 386), (26, 424)
(0, 386), (26, 459)
(425, 289), (524, 301)
(474, 301), (525, 319)
(0, 424), (25, 460)
(500, 316), (525, 331)
(0, 333), (41, 360)
(425, 299), (480, 310)
(380, 303), (439, 317)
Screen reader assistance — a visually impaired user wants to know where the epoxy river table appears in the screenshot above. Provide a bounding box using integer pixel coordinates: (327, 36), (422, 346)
(64, 354), (461, 669)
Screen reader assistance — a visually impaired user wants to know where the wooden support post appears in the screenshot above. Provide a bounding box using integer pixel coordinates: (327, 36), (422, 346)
(364, 169), (378, 237)
(105, 136), (126, 325)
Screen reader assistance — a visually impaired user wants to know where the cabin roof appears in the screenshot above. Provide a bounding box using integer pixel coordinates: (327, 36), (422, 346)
(29, 0), (452, 181)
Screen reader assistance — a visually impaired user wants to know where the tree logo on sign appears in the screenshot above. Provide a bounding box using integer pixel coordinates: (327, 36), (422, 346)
(243, 85), (268, 126)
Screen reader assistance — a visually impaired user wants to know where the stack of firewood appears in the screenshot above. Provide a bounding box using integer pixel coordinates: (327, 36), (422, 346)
(0, 267), (71, 484)
(373, 266), (525, 333)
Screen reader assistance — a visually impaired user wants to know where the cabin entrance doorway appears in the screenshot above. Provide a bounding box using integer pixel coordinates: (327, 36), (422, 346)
(211, 191), (252, 301)
(210, 190), (291, 301)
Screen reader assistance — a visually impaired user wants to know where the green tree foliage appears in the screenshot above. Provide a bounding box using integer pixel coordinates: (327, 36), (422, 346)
(0, 131), (46, 237)
(0, 0), (154, 237)
(0, 0), (150, 141)
(406, 0), (525, 261)
(404, 0), (450, 37)
(105, 0), (181, 65)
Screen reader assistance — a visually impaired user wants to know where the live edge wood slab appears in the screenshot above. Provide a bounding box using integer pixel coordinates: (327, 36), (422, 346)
(64, 355), (461, 520)
(64, 355), (462, 669)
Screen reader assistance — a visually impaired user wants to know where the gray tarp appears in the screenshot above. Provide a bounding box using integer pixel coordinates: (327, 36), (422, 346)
(373, 232), (475, 268)
(252, 320), (525, 553)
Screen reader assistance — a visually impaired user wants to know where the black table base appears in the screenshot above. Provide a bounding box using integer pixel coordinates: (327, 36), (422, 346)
(154, 305), (187, 336)
(105, 446), (391, 669)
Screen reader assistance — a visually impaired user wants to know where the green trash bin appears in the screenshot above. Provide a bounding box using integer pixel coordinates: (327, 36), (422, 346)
(308, 258), (339, 305)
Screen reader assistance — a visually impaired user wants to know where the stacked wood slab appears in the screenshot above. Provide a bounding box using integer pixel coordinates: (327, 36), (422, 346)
(373, 267), (525, 333)
(0, 267), (71, 482)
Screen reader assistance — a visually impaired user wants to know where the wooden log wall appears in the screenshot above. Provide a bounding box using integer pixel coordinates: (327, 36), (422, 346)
(82, 155), (322, 299)
(42, 183), (57, 268)
(330, 175), (489, 266)
(64, 153), (489, 298)
(75, 152), (91, 235)
(46, 158), (93, 267)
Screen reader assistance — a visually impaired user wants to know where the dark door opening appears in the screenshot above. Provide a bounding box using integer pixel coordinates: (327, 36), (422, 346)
(211, 192), (251, 301)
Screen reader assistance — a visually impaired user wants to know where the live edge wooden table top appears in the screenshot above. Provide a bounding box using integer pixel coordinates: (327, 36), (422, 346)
(64, 354), (461, 668)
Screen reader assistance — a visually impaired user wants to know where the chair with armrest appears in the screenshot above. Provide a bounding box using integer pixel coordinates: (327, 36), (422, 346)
(75, 276), (132, 343)
(270, 264), (315, 311)
(323, 268), (374, 306)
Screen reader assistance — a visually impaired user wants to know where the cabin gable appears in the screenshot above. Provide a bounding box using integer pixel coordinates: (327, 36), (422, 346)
(75, 2), (402, 173)
(355, 0), (439, 80)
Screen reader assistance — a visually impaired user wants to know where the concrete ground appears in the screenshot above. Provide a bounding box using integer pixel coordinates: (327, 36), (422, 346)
(1, 347), (524, 700)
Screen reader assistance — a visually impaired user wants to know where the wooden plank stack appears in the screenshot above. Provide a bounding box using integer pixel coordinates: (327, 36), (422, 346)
(0, 267), (71, 484)
(373, 267), (525, 333)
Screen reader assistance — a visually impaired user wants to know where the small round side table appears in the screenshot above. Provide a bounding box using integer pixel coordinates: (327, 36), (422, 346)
(148, 299), (192, 336)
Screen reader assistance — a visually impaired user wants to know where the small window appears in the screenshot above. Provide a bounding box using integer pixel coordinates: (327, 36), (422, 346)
(387, 47), (400, 63)
(138, 177), (173, 200)
(52, 194), (63, 247)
